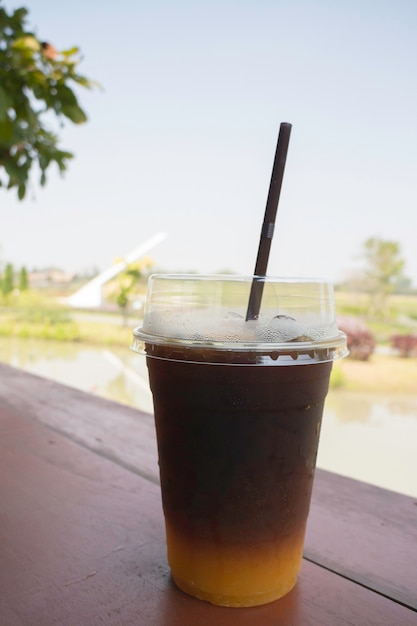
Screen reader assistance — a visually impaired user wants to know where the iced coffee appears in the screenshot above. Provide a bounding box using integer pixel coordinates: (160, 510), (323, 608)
(132, 275), (347, 607)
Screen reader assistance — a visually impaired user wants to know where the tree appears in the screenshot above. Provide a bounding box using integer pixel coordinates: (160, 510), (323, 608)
(114, 264), (142, 326)
(2, 262), (14, 296)
(106, 257), (154, 325)
(18, 265), (28, 291)
(0, 4), (96, 199)
(360, 237), (407, 316)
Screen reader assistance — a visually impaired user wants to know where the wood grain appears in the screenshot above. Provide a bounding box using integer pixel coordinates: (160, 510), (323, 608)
(1, 362), (417, 623)
(1, 404), (416, 625)
(0, 362), (159, 483)
(306, 470), (417, 610)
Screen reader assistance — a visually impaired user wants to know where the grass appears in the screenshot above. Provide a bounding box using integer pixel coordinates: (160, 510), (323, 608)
(335, 291), (417, 345)
(331, 353), (417, 394)
(74, 320), (135, 346)
(332, 291), (417, 393)
(335, 291), (417, 321)
(0, 292), (134, 347)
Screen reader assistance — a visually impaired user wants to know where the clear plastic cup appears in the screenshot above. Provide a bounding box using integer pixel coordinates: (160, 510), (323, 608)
(132, 275), (347, 607)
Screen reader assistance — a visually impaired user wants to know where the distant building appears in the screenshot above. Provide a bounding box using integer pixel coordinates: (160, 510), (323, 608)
(66, 233), (167, 309)
(29, 269), (76, 288)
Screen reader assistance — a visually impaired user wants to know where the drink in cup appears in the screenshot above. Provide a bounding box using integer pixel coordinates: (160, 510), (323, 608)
(132, 275), (347, 607)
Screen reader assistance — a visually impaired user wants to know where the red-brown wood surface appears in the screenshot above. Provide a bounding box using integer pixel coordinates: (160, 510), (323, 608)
(1, 402), (415, 626)
(306, 469), (417, 611)
(0, 362), (159, 484)
(1, 363), (417, 624)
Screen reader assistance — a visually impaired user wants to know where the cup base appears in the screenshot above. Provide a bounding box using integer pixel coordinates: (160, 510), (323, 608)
(172, 572), (297, 607)
(166, 521), (304, 607)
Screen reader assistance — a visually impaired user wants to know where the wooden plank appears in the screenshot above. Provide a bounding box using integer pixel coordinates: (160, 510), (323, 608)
(0, 362), (159, 484)
(1, 406), (416, 626)
(305, 469), (417, 611)
(1, 362), (417, 610)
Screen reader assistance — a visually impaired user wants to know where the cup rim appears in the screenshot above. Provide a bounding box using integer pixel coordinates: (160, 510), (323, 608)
(131, 328), (348, 364)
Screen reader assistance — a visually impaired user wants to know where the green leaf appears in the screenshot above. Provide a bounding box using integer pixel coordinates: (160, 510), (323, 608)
(4, 156), (25, 183)
(55, 84), (78, 106)
(72, 74), (101, 90)
(60, 103), (87, 124)
(61, 47), (79, 57)
(57, 150), (74, 160)
(0, 86), (12, 120)
(17, 183), (26, 199)
(11, 35), (40, 53)
(72, 75), (93, 88)
(38, 153), (51, 171)
(0, 119), (14, 146)
(12, 8), (29, 23)
(54, 149), (73, 172)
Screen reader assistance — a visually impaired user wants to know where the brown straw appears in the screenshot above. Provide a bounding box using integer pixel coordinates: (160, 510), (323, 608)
(245, 122), (292, 321)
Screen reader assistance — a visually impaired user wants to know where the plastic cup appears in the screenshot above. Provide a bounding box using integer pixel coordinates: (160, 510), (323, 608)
(131, 275), (347, 607)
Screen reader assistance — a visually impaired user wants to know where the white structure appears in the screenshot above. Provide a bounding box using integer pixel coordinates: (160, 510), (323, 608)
(67, 232), (167, 309)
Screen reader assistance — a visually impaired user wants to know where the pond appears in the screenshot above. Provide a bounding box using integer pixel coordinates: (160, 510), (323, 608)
(1, 337), (416, 499)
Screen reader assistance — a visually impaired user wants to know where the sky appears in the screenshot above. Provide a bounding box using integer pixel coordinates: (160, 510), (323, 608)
(1, 0), (417, 285)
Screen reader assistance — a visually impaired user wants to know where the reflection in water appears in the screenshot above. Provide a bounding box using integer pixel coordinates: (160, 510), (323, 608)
(0, 337), (154, 414)
(0, 337), (416, 498)
(104, 372), (138, 408)
(320, 390), (417, 498)
(386, 397), (417, 418)
(326, 391), (417, 424)
(326, 392), (372, 424)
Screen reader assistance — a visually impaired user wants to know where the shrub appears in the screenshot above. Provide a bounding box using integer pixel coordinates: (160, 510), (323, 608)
(390, 334), (417, 358)
(337, 316), (376, 361)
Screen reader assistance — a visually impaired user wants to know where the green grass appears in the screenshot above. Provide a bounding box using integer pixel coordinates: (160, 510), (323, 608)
(0, 292), (134, 347)
(335, 291), (417, 345)
(75, 321), (135, 346)
(335, 291), (417, 319)
(0, 321), (80, 341)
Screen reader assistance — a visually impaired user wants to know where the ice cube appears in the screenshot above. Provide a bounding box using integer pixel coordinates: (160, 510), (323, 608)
(256, 315), (312, 343)
(224, 311), (244, 320)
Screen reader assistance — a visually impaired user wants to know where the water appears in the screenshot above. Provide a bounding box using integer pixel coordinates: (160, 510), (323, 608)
(0, 336), (154, 414)
(318, 391), (417, 498)
(1, 337), (416, 498)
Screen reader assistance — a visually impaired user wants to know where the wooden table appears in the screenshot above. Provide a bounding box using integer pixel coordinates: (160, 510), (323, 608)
(1, 362), (416, 625)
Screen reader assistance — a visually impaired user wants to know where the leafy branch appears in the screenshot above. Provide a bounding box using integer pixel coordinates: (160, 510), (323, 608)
(0, 5), (97, 199)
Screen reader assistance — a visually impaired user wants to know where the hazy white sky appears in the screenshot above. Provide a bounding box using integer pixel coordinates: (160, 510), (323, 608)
(2, 0), (417, 285)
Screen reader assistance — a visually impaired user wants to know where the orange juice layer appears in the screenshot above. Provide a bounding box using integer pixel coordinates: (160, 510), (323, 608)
(165, 521), (305, 607)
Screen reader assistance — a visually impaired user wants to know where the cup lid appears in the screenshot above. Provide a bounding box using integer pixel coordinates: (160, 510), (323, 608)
(131, 274), (348, 363)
